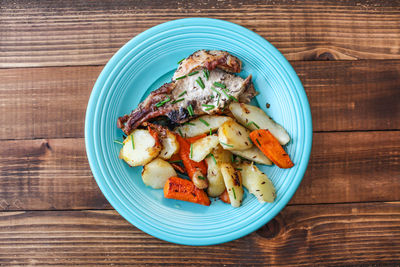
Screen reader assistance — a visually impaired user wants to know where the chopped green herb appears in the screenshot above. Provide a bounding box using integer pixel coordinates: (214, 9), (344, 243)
(207, 153), (217, 164)
(178, 129), (184, 137)
(202, 104), (215, 108)
(220, 88), (230, 98)
(178, 90), (187, 97)
(187, 104), (194, 116)
(131, 134), (135, 150)
(210, 86), (221, 95)
(217, 94), (221, 106)
(175, 75), (187, 80)
(199, 118), (210, 126)
(177, 58), (185, 64)
(232, 187), (237, 199)
(171, 98), (185, 104)
(220, 141), (233, 148)
(205, 107), (214, 111)
(213, 82), (226, 89)
(209, 128), (213, 136)
(190, 143), (193, 159)
(198, 175), (206, 180)
(169, 160), (183, 164)
(196, 77), (205, 89)
(203, 69), (210, 80)
(113, 140), (123, 145)
(229, 95), (239, 102)
(256, 139), (261, 146)
(246, 121), (260, 129)
(231, 154), (235, 163)
(236, 168), (243, 171)
(184, 122), (195, 126)
(210, 95), (215, 99)
(156, 97), (171, 107)
(248, 137), (253, 144)
(188, 71), (199, 76)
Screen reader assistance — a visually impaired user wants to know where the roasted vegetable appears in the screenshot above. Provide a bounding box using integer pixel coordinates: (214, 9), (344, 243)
(218, 120), (252, 151)
(205, 145), (231, 197)
(159, 130), (180, 160)
(219, 189), (231, 204)
(229, 103), (290, 145)
(191, 135), (220, 162)
(142, 158), (177, 189)
(238, 162), (276, 203)
(175, 115), (232, 138)
(230, 146), (272, 165)
(220, 163), (244, 207)
(164, 177), (211, 206)
(249, 129), (294, 169)
(119, 129), (161, 167)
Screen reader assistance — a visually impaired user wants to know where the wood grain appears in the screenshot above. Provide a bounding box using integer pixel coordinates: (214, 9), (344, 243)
(1, 60), (399, 141)
(0, 202), (398, 265)
(0, 131), (398, 210)
(1, 0), (400, 68)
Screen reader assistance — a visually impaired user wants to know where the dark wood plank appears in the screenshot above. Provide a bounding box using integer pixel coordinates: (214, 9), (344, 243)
(0, 131), (398, 210)
(1, 0), (400, 67)
(0, 202), (398, 265)
(0, 61), (399, 141)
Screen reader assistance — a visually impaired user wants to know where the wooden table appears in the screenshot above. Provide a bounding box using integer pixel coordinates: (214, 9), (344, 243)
(1, 1), (399, 265)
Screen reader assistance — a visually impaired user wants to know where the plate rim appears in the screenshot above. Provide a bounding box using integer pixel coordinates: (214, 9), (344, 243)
(85, 17), (313, 246)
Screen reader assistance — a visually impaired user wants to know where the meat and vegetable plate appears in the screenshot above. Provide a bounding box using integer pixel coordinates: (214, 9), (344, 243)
(115, 50), (294, 208)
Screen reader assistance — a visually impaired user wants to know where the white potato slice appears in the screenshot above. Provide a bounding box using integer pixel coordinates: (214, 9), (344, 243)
(220, 163), (244, 207)
(229, 102), (290, 145)
(159, 130), (179, 160)
(238, 162), (276, 203)
(174, 115), (232, 138)
(119, 129), (161, 167)
(141, 158), (177, 189)
(191, 135), (220, 162)
(218, 120), (252, 151)
(231, 146), (272, 165)
(205, 145), (231, 197)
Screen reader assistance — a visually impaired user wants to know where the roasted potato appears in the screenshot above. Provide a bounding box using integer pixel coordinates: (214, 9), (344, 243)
(174, 115), (232, 138)
(218, 120), (252, 151)
(228, 103), (290, 145)
(141, 158), (177, 189)
(220, 163), (244, 207)
(119, 129), (161, 167)
(191, 135), (220, 162)
(205, 145), (231, 197)
(231, 146), (272, 165)
(238, 162), (276, 203)
(159, 130), (179, 160)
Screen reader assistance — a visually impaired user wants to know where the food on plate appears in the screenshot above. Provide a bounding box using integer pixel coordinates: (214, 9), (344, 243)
(205, 145), (231, 197)
(117, 50), (256, 135)
(220, 163), (244, 207)
(238, 161), (276, 203)
(164, 177), (211, 206)
(116, 50), (294, 207)
(249, 129), (294, 169)
(229, 102), (290, 145)
(218, 120), (252, 151)
(142, 158), (177, 189)
(119, 129), (161, 167)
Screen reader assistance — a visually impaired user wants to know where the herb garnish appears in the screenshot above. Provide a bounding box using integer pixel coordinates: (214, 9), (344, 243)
(199, 118), (210, 126)
(187, 104), (194, 116)
(188, 71), (199, 76)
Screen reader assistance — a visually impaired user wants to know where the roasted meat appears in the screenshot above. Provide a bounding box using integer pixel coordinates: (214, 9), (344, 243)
(118, 50), (257, 135)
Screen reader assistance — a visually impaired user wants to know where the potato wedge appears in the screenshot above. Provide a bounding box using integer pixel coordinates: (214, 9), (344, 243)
(205, 145), (231, 197)
(229, 103), (290, 145)
(119, 129), (161, 167)
(218, 120), (252, 151)
(238, 162), (276, 203)
(159, 130), (179, 160)
(231, 146), (272, 165)
(174, 115), (232, 138)
(142, 158), (177, 189)
(220, 163), (244, 207)
(191, 135), (220, 162)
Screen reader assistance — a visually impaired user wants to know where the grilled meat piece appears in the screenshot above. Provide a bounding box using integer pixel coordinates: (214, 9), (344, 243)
(118, 50), (257, 135)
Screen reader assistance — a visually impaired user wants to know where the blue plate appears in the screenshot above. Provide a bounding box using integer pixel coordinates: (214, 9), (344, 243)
(85, 18), (312, 246)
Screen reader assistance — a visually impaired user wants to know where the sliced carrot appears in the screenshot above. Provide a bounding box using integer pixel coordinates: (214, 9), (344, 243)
(169, 153), (181, 162)
(176, 134), (207, 178)
(164, 177), (211, 206)
(219, 189), (231, 204)
(249, 129), (294, 169)
(186, 133), (207, 144)
(147, 125), (161, 147)
(171, 163), (186, 173)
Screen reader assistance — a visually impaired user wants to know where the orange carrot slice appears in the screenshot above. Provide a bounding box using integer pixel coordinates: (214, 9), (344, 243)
(186, 133), (207, 144)
(164, 177), (210, 206)
(219, 189), (231, 204)
(249, 129), (294, 169)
